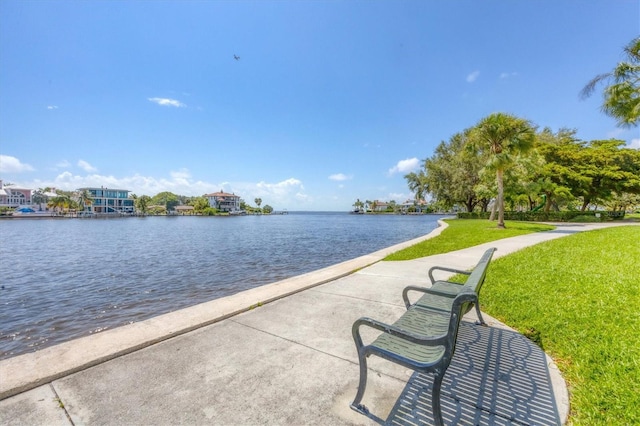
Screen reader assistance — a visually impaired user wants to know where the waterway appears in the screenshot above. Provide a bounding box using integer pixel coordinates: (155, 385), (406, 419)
(0, 212), (446, 359)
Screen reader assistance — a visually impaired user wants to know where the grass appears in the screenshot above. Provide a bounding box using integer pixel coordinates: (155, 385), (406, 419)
(480, 226), (640, 425)
(383, 218), (639, 423)
(384, 219), (555, 261)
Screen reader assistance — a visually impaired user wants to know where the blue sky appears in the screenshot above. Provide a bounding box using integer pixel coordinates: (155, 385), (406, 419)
(1, 1), (638, 211)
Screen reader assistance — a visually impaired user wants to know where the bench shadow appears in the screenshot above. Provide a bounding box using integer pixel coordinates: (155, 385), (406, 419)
(363, 321), (562, 426)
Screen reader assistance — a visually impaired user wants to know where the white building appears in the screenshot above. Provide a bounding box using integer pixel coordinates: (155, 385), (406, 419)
(204, 190), (242, 213)
(0, 180), (32, 208)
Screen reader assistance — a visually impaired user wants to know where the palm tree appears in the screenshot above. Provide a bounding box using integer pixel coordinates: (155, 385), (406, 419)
(471, 113), (535, 228)
(405, 170), (429, 203)
(31, 189), (48, 211)
(48, 194), (72, 215)
(365, 200), (372, 213)
(76, 190), (94, 214)
(581, 37), (640, 127)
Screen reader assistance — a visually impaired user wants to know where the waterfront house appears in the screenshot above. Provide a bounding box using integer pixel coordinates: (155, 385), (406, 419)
(204, 190), (242, 213)
(78, 187), (134, 215)
(0, 180), (32, 208)
(400, 199), (429, 213)
(175, 205), (195, 215)
(373, 201), (390, 212)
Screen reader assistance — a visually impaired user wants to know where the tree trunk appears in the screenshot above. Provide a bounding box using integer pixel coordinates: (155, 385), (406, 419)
(480, 198), (490, 212)
(489, 200), (497, 221)
(496, 169), (505, 228)
(581, 199), (590, 211)
(544, 193), (553, 213)
(465, 196), (477, 212)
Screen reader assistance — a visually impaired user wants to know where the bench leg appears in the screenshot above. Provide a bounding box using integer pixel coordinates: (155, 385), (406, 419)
(350, 353), (369, 414)
(432, 373), (445, 426)
(475, 303), (487, 326)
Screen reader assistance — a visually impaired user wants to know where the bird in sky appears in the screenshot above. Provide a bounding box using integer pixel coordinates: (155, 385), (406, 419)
(234, 55), (240, 60)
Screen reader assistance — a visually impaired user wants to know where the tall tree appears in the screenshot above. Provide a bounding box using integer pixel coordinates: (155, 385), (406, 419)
(573, 139), (640, 210)
(191, 196), (210, 213)
(151, 191), (179, 212)
(76, 189), (94, 213)
(135, 195), (151, 214)
(470, 113), (535, 228)
(534, 128), (583, 212)
(581, 37), (640, 127)
(417, 130), (486, 212)
(31, 188), (49, 211)
(404, 170), (429, 203)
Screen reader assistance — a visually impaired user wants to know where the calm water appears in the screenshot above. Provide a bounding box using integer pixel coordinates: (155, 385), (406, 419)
(0, 212), (445, 359)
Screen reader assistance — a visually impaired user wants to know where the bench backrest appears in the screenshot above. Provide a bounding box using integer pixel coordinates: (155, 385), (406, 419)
(464, 247), (496, 295)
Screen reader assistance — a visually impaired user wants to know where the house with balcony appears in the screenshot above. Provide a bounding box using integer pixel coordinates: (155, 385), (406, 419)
(0, 180), (32, 208)
(204, 190), (242, 213)
(78, 187), (134, 214)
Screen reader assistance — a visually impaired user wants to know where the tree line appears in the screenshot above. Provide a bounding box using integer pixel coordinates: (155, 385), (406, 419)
(405, 37), (640, 228)
(130, 192), (272, 215)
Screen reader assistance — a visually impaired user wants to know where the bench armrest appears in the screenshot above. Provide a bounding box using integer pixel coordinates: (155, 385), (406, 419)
(402, 285), (456, 309)
(428, 266), (470, 284)
(352, 317), (448, 349)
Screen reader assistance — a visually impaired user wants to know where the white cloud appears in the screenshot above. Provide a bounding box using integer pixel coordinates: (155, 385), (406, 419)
(148, 97), (186, 108)
(499, 72), (518, 79)
(328, 173), (352, 181)
(466, 70), (480, 83)
(78, 160), (97, 172)
(47, 105), (58, 110)
(255, 178), (304, 195)
(56, 160), (71, 168)
(0, 155), (35, 173)
(629, 138), (640, 149)
(170, 168), (191, 180)
(388, 158), (420, 175)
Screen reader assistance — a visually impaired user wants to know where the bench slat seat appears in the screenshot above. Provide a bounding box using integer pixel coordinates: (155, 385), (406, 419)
(403, 248), (496, 324)
(372, 308), (450, 365)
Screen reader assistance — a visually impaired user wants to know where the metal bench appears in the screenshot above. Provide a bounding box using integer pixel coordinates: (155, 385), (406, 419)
(402, 247), (496, 325)
(350, 248), (497, 425)
(350, 288), (479, 426)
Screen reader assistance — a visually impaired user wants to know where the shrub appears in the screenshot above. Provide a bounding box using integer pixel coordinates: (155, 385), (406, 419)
(457, 210), (623, 222)
(568, 215), (602, 222)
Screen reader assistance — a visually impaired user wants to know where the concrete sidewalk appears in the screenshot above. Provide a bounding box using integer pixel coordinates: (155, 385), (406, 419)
(1, 221), (635, 425)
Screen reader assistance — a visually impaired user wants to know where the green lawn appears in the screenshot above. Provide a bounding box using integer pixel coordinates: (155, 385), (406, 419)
(478, 226), (640, 425)
(385, 219), (639, 424)
(384, 219), (555, 260)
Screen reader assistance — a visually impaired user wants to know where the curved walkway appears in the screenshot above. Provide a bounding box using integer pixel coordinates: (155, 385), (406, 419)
(1, 221), (636, 425)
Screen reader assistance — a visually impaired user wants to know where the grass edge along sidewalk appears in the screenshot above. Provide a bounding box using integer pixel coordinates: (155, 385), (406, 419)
(384, 219), (555, 261)
(482, 226), (640, 426)
(388, 219), (639, 425)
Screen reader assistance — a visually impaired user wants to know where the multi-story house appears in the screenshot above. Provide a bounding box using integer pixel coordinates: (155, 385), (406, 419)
(204, 190), (242, 213)
(79, 187), (134, 214)
(372, 200), (390, 212)
(0, 180), (32, 208)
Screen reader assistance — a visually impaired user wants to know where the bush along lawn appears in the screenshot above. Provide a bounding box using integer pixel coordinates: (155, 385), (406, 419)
(481, 226), (640, 425)
(384, 219), (555, 261)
